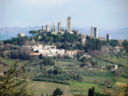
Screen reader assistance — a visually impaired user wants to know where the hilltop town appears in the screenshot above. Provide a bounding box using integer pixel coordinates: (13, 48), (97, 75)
(16, 17), (126, 59)
(0, 17), (128, 96)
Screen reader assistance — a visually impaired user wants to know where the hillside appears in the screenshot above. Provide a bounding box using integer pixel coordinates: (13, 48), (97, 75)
(0, 55), (128, 96)
(0, 30), (128, 96)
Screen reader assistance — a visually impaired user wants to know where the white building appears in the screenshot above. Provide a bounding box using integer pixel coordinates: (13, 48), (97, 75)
(31, 44), (66, 57)
(114, 65), (118, 70)
(31, 44), (80, 57)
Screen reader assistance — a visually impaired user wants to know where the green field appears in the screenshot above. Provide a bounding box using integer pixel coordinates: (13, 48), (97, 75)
(0, 57), (15, 65)
(70, 81), (104, 96)
(25, 81), (70, 96)
(25, 56), (128, 96)
(20, 80), (104, 96)
(0, 56), (128, 96)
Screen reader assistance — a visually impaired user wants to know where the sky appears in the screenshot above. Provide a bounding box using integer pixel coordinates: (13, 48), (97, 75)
(0, 0), (128, 29)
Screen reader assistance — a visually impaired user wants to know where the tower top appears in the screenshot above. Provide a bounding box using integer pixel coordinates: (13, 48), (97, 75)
(67, 17), (71, 19)
(58, 21), (61, 24)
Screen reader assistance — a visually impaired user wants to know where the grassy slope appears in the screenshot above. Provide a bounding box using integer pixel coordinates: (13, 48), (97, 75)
(70, 81), (104, 95)
(26, 56), (128, 96)
(0, 57), (15, 72)
(25, 81), (69, 96)
(0, 57), (15, 65)
(0, 56), (128, 96)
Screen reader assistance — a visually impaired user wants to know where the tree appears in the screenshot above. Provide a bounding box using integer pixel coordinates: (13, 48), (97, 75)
(114, 68), (124, 81)
(18, 46), (31, 60)
(107, 40), (119, 47)
(29, 30), (37, 36)
(39, 54), (43, 59)
(52, 88), (63, 96)
(40, 57), (54, 66)
(124, 84), (128, 96)
(0, 61), (32, 96)
(88, 87), (111, 96)
(53, 69), (59, 75)
(85, 37), (104, 52)
(79, 57), (87, 63)
(88, 87), (95, 96)
(10, 51), (19, 59)
(122, 40), (128, 54)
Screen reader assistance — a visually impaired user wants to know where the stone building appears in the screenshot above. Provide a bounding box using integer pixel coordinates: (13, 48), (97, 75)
(42, 25), (46, 32)
(67, 17), (72, 33)
(81, 35), (86, 46)
(58, 22), (61, 32)
(106, 34), (111, 40)
(90, 27), (98, 38)
(51, 24), (56, 32)
(18, 33), (25, 37)
(46, 25), (50, 32)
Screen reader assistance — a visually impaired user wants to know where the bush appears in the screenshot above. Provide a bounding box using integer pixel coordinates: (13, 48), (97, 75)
(10, 51), (19, 59)
(52, 88), (63, 96)
(122, 40), (128, 53)
(18, 46), (31, 60)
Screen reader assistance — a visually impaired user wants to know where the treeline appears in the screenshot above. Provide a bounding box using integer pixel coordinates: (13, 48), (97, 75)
(33, 66), (82, 84)
(2, 30), (120, 52)
(85, 36), (104, 51)
(39, 32), (81, 43)
(122, 40), (128, 54)
(88, 87), (111, 96)
(85, 36), (119, 52)
(3, 36), (31, 45)
(2, 31), (84, 50)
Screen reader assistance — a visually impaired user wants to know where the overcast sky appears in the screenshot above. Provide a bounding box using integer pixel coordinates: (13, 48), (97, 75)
(0, 0), (128, 29)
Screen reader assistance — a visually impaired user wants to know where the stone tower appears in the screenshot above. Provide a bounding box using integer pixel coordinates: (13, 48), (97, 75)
(106, 34), (111, 40)
(58, 22), (61, 32)
(42, 25), (46, 32)
(81, 35), (86, 46)
(51, 24), (55, 32)
(90, 27), (98, 38)
(46, 25), (50, 32)
(67, 17), (72, 32)
(90, 27), (94, 37)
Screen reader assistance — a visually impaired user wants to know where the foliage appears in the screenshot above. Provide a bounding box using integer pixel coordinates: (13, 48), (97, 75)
(85, 37), (104, 52)
(95, 92), (110, 96)
(88, 87), (95, 96)
(10, 50), (19, 59)
(122, 40), (128, 53)
(38, 32), (82, 49)
(0, 61), (32, 96)
(40, 56), (54, 66)
(123, 84), (128, 96)
(52, 88), (63, 96)
(18, 46), (31, 60)
(3, 36), (30, 45)
(33, 71), (71, 84)
(106, 40), (119, 47)
(85, 36), (119, 52)
(29, 30), (37, 36)
(88, 87), (111, 96)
